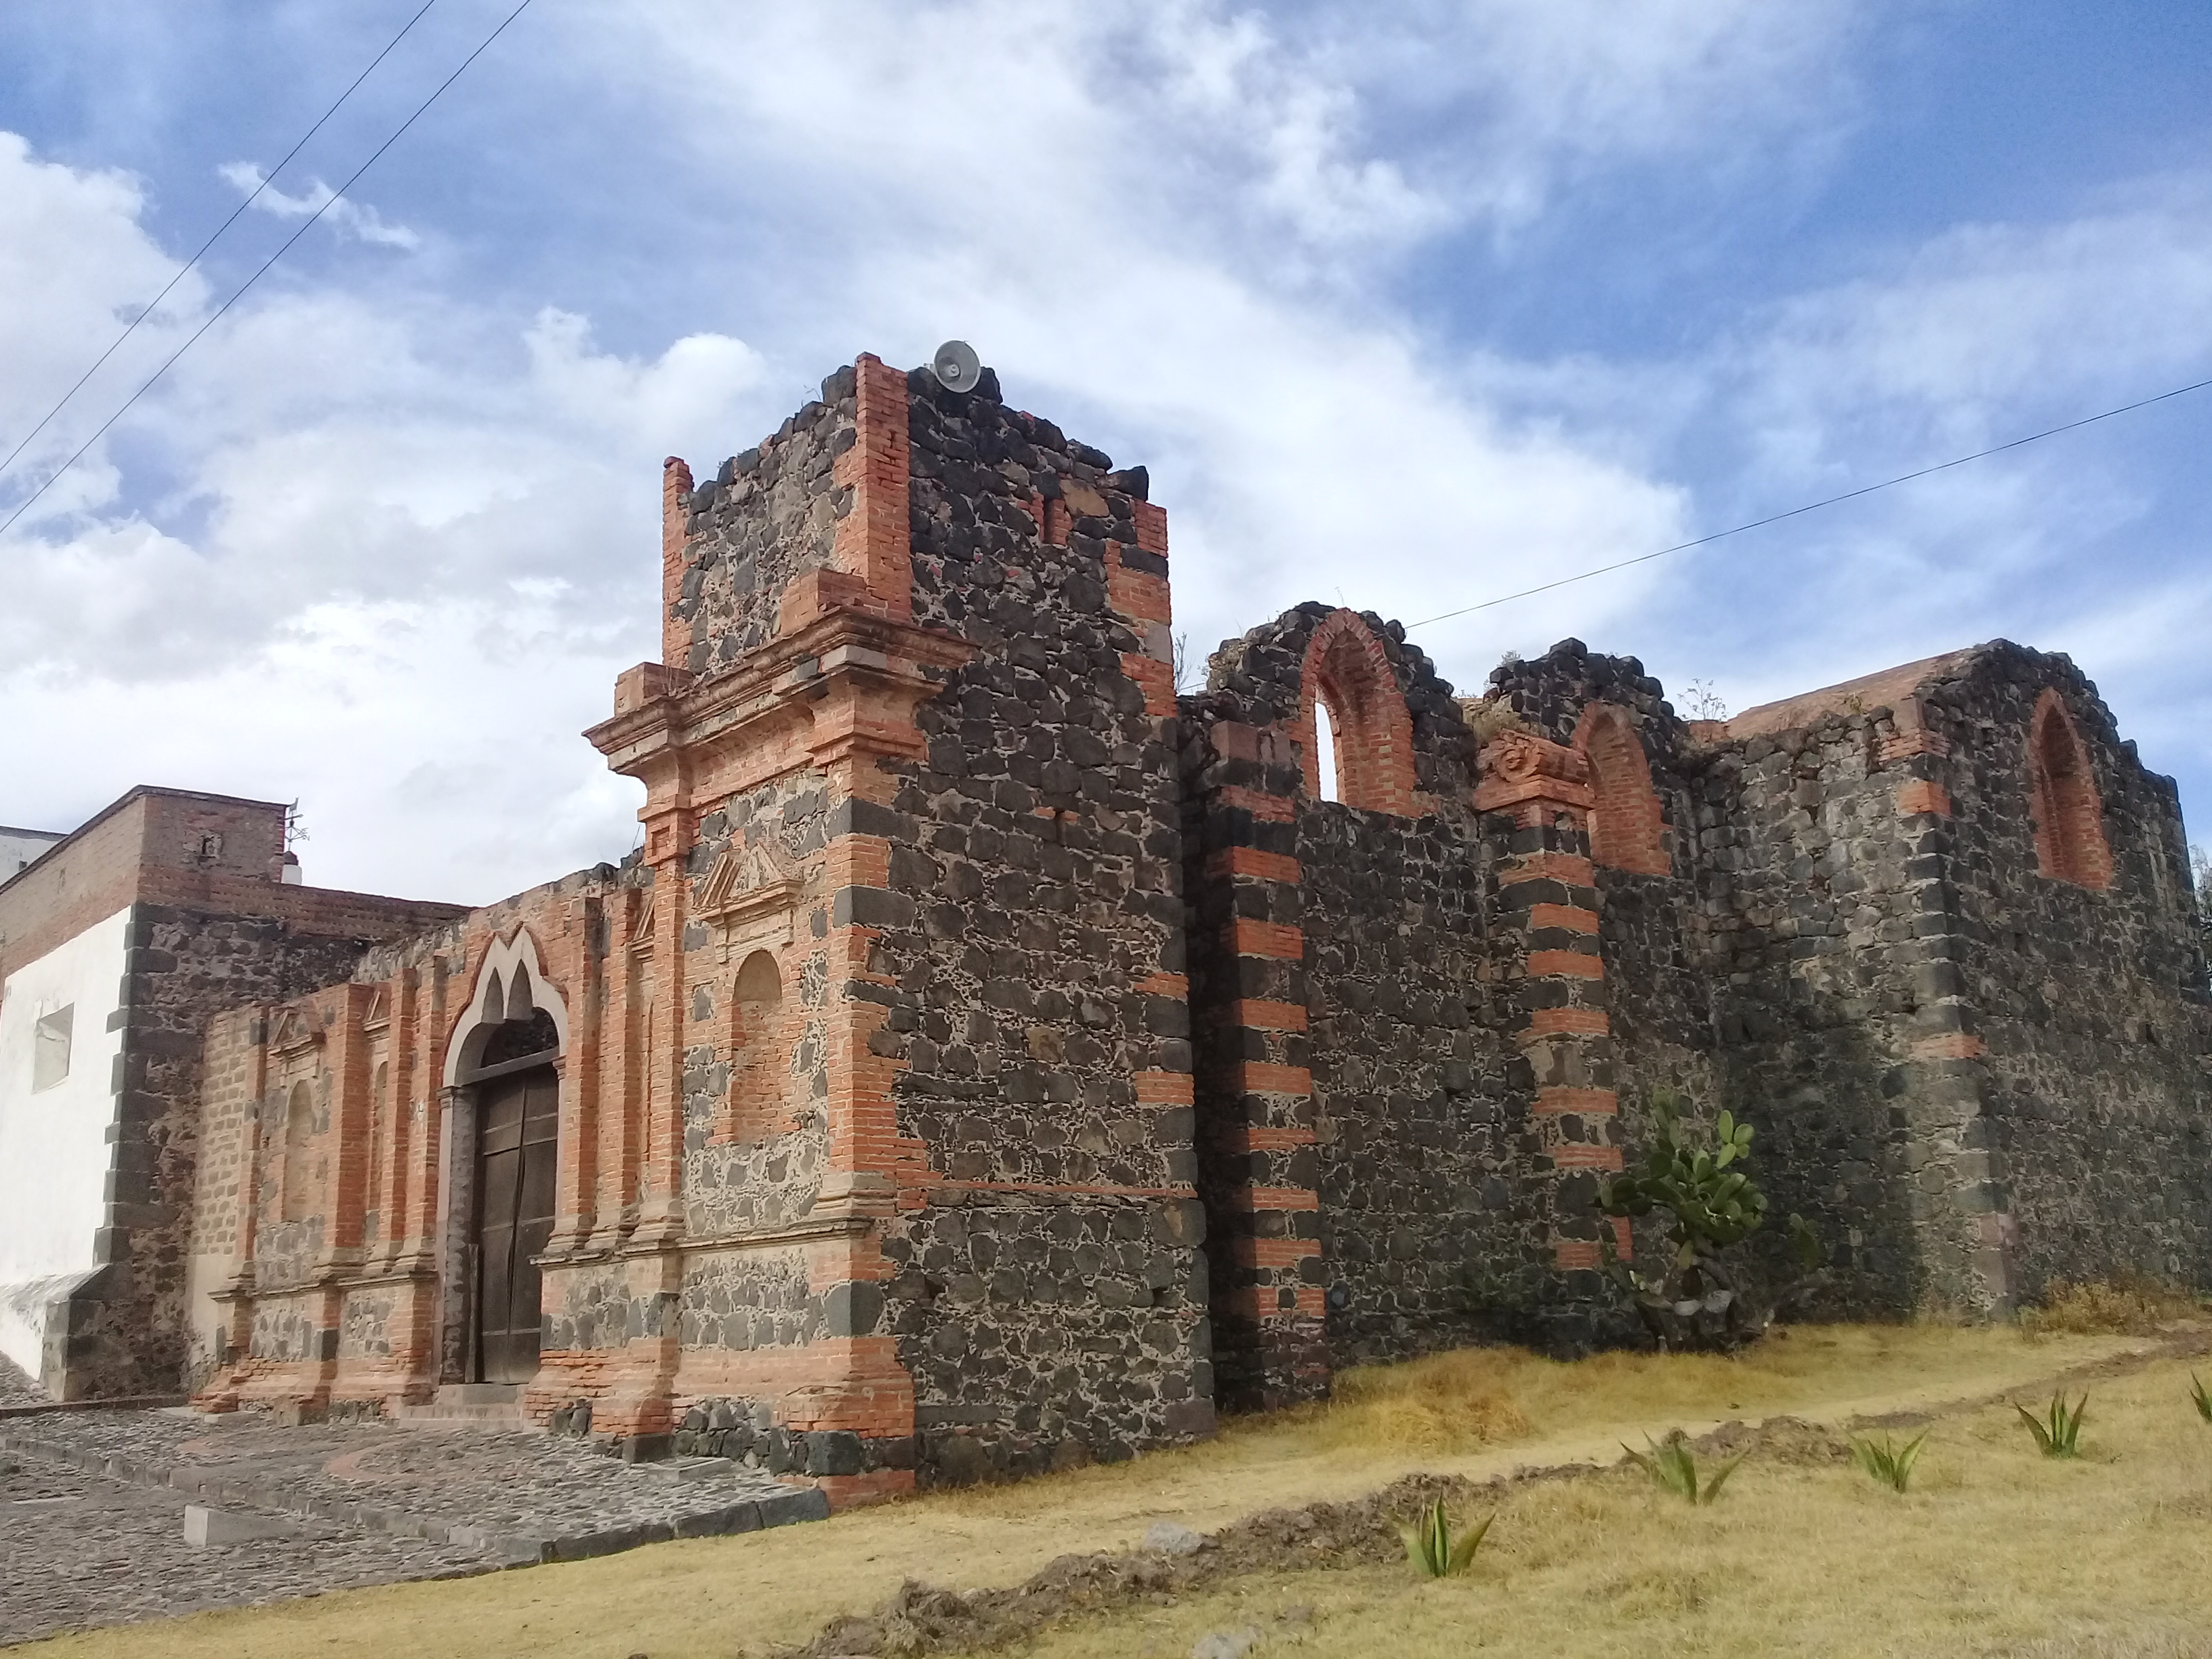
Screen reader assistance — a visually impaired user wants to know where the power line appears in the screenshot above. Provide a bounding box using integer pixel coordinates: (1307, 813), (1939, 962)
(1404, 373), (2212, 632)
(0, 0), (443, 484)
(0, 0), (535, 540)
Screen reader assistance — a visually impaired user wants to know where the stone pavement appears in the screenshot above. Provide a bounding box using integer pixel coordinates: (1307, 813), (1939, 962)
(0, 1357), (827, 1645)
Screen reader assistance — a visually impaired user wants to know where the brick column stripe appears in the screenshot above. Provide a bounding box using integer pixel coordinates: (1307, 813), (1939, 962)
(1224, 920), (1303, 960)
(1231, 1061), (1312, 1095)
(1209, 1124), (1317, 1153)
(1233, 1237), (1321, 1268)
(1527, 949), (1606, 979)
(1528, 903), (1599, 934)
(1477, 729), (1620, 1274)
(1218, 1186), (1320, 1212)
(1528, 1006), (1612, 1037)
(1225, 999), (1307, 1031)
(1121, 653), (1176, 716)
(1134, 1070), (1196, 1105)
(1205, 847), (1301, 883)
(1896, 779), (1952, 817)
(1213, 785), (1296, 823)
(1534, 1086), (1619, 1115)
(830, 354), (913, 623)
(1503, 852), (1596, 886)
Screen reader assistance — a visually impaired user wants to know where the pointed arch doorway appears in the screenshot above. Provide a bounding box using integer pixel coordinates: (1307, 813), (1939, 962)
(472, 1020), (560, 1384)
(443, 931), (571, 1389)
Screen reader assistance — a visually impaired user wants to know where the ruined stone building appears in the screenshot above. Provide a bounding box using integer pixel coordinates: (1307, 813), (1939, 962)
(3, 352), (2205, 1500)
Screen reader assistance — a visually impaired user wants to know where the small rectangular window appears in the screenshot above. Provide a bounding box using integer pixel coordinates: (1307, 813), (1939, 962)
(33, 1005), (73, 1091)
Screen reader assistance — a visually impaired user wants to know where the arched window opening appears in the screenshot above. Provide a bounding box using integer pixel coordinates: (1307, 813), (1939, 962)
(1575, 704), (1669, 876)
(281, 1081), (316, 1222)
(2029, 692), (2112, 890)
(726, 950), (788, 1141)
(1297, 610), (1415, 815)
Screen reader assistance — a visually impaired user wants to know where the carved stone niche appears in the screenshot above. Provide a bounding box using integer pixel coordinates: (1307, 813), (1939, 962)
(697, 840), (801, 960)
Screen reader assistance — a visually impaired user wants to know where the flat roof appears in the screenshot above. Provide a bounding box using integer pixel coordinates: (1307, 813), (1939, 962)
(0, 785), (291, 900)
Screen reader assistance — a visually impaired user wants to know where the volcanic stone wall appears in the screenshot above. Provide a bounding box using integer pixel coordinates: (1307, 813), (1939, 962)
(670, 397), (854, 674)
(1483, 645), (1719, 1147)
(859, 367), (1210, 1479)
(1185, 606), (1568, 1396)
(1927, 646), (2212, 1300)
(88, 912), (373, 1394)
(1494, 642), (1987, 1314)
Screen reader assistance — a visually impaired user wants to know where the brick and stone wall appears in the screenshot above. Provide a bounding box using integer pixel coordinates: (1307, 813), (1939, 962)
(847, 366), (1208, 1481)
(165, 352), (2209, 1504)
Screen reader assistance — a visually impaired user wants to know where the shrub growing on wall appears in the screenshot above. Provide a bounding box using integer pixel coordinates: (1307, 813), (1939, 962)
(1595, 1088), (1822, 1352)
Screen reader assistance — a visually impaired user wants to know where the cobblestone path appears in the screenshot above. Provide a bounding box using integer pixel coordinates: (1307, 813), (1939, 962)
(0, 1357), (825, 1645)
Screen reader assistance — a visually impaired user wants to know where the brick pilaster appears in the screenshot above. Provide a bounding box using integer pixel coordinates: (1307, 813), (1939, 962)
(661, 456), (693, 670)
(1475, 733), (1625, 1273)
(1187, 718), (1327, 1409)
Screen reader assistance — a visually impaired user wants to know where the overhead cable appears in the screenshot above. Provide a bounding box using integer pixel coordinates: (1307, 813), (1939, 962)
(1404, 374), (2212, 631)
(0, 0), (443, 483)
(0, 0), (535, 539)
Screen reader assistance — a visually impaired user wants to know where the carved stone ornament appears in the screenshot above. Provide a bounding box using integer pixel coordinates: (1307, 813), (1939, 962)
(269, 1004), (323, 1059)
(1473, 729), (1594, 815)
(698, 841), (801, 950)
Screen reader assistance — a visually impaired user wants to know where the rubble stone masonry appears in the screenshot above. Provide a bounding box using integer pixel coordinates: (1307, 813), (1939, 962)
(124, 354), (2207, 1499)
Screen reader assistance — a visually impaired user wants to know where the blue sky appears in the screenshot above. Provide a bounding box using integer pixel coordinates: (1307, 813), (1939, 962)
(2, 1), (2208, 901)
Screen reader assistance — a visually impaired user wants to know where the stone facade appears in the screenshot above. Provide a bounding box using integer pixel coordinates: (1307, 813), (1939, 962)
(96, 351), (2203, 1501)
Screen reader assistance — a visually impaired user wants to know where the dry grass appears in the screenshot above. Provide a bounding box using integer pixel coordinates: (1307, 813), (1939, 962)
(2021, 1274), (2204, 1338)
(1021, 1354), (2212, 1658)
(18, 1322), (2182, 1659)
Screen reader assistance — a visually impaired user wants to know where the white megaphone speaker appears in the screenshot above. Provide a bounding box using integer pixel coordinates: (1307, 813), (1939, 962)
(930, 340), (983, 394)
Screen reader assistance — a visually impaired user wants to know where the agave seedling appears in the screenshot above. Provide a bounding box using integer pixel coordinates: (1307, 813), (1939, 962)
(1396, 1498), (1494, 1578)
(2017, 1391), (2088, 1458)
(2190, 1373), (2212, 1424)
(1624, 1432), (1746, 1504)
(1850, 1429), (1929, 1492)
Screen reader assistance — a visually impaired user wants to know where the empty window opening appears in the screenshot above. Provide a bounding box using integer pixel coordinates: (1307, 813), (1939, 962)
(1314, 700), (1342, 802)
(2028, 692), (2112, 890)
(281, 1082), (316, 1222)
(727, 950), (788, 1141)
(32, 1005), (72, 1092)
(1297, 611), (1415, 815)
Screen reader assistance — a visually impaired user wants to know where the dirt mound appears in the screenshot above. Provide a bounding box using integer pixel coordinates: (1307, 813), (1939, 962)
(1687, 1415), (1853, 1466)
(788, 1469), (1555, 1657)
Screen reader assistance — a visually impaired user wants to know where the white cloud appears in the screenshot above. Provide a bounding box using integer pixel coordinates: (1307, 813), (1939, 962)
(5, 0), (2209, 899)
(216, 161), (420, 250)
(0, 134), (203, 509)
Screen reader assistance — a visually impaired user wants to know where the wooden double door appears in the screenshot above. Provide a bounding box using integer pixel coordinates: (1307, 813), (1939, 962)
(473, 1068), (558, 1385)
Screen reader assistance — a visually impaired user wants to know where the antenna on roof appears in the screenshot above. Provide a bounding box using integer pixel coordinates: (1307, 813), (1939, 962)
(930, 340), (983, 394)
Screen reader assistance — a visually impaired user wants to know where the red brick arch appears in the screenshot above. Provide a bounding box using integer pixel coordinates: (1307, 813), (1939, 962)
(2028, 689), (2112, 890)
(1296, 610), (1416, 815)
(1572, 703), (1669, 876)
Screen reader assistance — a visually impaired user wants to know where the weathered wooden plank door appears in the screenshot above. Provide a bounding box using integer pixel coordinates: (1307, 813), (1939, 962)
(474, 1069), (558, 1385)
